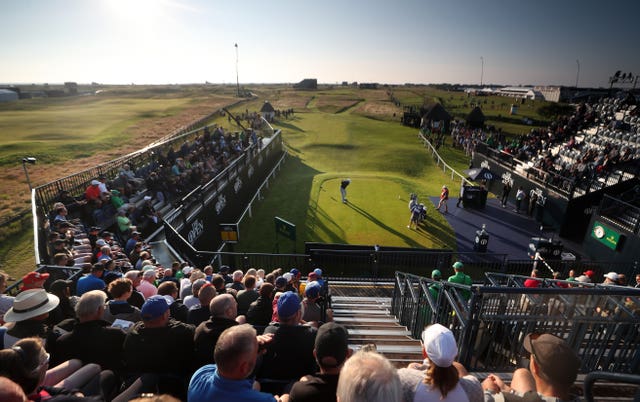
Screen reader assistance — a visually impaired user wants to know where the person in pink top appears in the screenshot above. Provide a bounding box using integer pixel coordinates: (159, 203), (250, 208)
(137, 269), (158, 299)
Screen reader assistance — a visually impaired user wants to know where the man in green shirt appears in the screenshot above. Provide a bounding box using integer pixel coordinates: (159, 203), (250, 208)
(428, 269), (442, 301)
(447, 261), (472, 300)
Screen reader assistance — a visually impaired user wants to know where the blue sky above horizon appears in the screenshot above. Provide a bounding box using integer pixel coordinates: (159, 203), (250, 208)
(2, 0), (639, 88)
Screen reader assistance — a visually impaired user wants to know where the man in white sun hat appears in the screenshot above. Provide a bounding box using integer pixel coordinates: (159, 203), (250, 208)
(2, 288), (59, 348)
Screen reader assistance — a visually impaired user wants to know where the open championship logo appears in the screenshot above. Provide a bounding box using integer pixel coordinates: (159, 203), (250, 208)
(187, 219), (204, 244)
(215, 194), (227, 215)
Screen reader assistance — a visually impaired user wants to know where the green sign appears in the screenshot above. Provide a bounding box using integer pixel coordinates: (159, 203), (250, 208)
(275, 216), (296, 241)
(591, 221), (623, 251)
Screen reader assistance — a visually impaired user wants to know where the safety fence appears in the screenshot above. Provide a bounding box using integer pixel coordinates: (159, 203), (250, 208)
(392, 271), (640, 374)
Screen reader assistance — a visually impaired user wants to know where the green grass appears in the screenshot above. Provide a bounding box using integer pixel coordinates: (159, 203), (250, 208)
(233, 88), (463, 253)
(0, 84), (550, 279)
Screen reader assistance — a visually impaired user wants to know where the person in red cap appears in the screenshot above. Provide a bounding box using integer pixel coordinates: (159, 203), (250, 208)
(21, 271), (49, 291)
(583, 270), (595, 281)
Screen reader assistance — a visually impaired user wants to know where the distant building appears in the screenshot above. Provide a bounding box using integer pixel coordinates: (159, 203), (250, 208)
(294, 78), (317, 90)
(358, 83), (378, 89)
(260, 101), (275, 121)
(64, 82), (78, 95)
(0, 89), (19, 102)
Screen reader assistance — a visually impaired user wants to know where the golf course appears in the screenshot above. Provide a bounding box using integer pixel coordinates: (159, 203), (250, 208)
(0, 84), (554, 279)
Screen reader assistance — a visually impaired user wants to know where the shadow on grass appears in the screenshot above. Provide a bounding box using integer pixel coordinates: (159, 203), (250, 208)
(345, 201), (425, 248)
(276, 121), (306, 132)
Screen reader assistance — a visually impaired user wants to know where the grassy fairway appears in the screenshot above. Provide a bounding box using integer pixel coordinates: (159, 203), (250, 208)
(234, 88), (462, 253)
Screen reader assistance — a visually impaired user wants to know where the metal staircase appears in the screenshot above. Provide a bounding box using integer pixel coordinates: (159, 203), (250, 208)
(331, 295), (423, 367)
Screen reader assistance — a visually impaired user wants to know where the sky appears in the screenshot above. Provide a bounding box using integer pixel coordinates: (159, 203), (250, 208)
(2, 0), (640, 88)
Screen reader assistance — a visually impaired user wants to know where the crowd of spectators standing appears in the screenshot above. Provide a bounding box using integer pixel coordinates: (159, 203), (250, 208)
(442, 93), (640, 191)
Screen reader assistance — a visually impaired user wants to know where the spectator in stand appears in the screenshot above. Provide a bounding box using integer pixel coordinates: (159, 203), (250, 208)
(125, 231), (142, 257)
(246, 282), (275, 327)
(602, 272), (619, 286)
(158, 268), (179, 286)
(258, 292), (318, 392)
(116, 209), (135, 237)
(616, 273), (627, 286)
(582, 270), (595, 282)
(0, 270), (15, 325)
(286, 322), (352, 402)
(123, 296), (196, 398)
(138, 269), (158, 299)
(398, 324), (482, 402)
(0, 337), (114, 402)
(203, 265), (214, 282)
(120, 163), (144, 189)
(336, 350), (402, 402)
(219, 265), (233, 284)
(52, 290), (126, 372)
(482, 333), (581, 402)
(301, 281), (333, 324)
(124, 270), (145, 309)
(289, 269), (302, 295)
(3, 288), (60, 348)
(181, 270), (205, 300)
(193, 293), (244, 368)
(84, 180), (102, 204)
(103, 278), (142, 324)
(0, 377), (28, 402)
(188, 324), (280, 402)
(46, 279), (76, 327)
(187, 283), (217, 326)
(184, 278), (208, 309)
(635, 273), (640, 288)
(21, 271), (49, 291)
(524, 269), (541, 288)
(237, 275), (259, 316)
(226, 270), (245, 292)
(76, 263), (106, 296)
(158, 281), (189, 323)
(97, 174), (109, 195)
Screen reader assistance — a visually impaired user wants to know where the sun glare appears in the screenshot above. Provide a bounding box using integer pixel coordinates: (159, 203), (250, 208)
(105, 0), (164, 22)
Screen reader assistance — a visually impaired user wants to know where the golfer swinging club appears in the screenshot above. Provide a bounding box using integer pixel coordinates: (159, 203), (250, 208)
(340, 178), (351, 203)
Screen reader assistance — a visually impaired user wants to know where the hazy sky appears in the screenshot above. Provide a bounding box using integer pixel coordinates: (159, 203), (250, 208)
(2, 0), (639, 87)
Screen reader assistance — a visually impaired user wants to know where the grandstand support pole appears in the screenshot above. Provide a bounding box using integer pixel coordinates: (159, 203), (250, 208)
(235, 43), (240, 97)
(22, 157), (36, 192)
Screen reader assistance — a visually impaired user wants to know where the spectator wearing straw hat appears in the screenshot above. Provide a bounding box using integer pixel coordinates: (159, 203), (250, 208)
(2, 288), (59, 348)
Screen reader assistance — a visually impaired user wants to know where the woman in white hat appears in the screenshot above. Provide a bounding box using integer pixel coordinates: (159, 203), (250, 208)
(2, 288), (59, 349)
(397, 324), (482, 402)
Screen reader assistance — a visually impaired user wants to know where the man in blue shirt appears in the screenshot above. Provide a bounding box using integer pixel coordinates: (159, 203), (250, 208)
(188, 324), (281, 402)
(76, 263), (106, 296)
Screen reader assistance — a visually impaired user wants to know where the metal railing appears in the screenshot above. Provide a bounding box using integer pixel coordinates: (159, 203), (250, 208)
(392, 271), (640, 374)
(6, 265), (84, 296)
(599, 194), (640, 235)
(417, 132), (472, 187)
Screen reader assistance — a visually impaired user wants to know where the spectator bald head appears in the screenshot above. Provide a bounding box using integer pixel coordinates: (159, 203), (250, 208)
(214, 324), (258, 379)
(210, 293), (237, 319)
